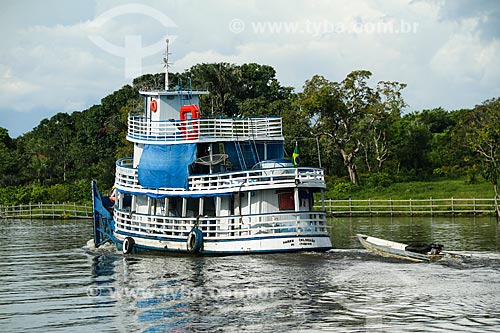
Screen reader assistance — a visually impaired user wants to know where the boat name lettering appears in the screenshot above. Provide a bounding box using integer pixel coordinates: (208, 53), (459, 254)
(299, 238), (315, 243)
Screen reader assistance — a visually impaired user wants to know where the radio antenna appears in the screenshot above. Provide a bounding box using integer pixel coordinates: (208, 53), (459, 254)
(163, 39), (171, 90)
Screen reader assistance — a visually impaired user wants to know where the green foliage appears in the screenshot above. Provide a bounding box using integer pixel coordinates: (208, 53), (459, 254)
(47, 184), (72, 203)
(1, 61), (499, 204)
(14, 186), (32, 204)
(185, 62), (293, 118)
(0, 181), (92, 205)
(325, 178), (494, 200)
(0, 128), (18, 186)
(300, 71), (407, 184)
(454, 98), (500, 206)
(465, 164), (480, 184)
(30, 185), (49, 203)
(333, 182), (357, 194)
(364, 172), (394, 188)
(325, 176), (359, 199)
(392, 113), (432, 175)
(0, 186), (17, 205)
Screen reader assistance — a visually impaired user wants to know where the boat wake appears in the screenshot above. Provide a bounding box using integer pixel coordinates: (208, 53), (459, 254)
(438, 250), (500, 270)
(326, 248), (409, 263)
(83, 238), (118, 255)
(326, 248), (500, 269)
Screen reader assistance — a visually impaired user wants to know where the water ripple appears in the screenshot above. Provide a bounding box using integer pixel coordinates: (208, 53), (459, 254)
(1, 218), (500, 332)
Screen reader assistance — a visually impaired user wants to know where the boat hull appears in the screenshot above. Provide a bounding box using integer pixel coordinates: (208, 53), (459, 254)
(108, 203), (333, 255)
(113, 231), (332, 255)
(357, 234), (443, 262)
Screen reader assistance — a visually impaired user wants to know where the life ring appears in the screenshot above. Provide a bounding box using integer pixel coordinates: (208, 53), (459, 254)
(150, 99), (157, 112)
(122, 237), (135, 254)
(187, 228), (203, 253)
(179, 105), (200, 140)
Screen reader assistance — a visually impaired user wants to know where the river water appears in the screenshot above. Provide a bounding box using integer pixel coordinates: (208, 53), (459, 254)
(1, 216), (499, 332)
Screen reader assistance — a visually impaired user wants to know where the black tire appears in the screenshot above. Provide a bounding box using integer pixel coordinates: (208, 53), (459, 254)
(122, 237), (135, 254)
(187, 228), (203, 254)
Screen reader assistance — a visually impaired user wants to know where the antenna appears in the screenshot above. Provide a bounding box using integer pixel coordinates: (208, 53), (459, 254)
(163, 39), (172, 90)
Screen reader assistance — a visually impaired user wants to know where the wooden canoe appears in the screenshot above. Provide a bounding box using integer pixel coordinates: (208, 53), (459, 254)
(357, 234), (444, 263)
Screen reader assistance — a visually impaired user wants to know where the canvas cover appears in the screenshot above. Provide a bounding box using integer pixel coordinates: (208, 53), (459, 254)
(138, 143), (197, 189)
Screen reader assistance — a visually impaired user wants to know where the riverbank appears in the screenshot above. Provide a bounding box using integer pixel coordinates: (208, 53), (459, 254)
(325, 178), (495, 200)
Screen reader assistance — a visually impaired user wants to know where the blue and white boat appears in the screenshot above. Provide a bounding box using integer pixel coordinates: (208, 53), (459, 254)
(92, 44), (332, 255)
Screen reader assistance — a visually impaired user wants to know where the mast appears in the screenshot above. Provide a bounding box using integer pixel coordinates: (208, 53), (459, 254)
(163, 39), (171, 90)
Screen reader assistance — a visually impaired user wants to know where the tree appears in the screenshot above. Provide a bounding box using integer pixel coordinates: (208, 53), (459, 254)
(392, 113), (433, 177)
(301, 71), (377, 184)
(0, 128), (18, 186)
(455, 98), (500, 217)
(281, 98), (318, 167)
(369, 81), (407, 173)
(419, 108), (465, 176)
(132, 73), (164, 90)
(237, 63), (294, 118)
(189, 63), (240, 117)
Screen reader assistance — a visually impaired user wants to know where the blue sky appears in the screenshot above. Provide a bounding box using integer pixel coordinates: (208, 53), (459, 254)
(1, 0), (499, 137)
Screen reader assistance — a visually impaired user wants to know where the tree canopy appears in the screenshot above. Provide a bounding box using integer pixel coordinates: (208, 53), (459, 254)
(454, 98), (500, 216)
(0, 62), (498, 205)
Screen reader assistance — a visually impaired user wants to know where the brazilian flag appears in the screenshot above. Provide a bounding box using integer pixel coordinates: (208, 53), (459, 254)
(292, 143), (300, 167)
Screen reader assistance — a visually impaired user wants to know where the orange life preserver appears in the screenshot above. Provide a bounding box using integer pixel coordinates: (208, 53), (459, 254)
(179, 105), (200, 140)
(150, 99), (157, 112)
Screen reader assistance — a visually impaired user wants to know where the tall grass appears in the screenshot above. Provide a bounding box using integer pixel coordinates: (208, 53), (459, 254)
(326, 178), (494, 200)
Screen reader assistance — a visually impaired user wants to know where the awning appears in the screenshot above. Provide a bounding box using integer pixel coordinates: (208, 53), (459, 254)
(138, 143), (197, 189)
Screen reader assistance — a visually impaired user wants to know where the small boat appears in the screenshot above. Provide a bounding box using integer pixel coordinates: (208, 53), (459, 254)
(356, 234), (444, 262)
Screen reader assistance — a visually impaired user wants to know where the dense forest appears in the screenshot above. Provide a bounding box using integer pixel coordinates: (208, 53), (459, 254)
(0, 63), (499, 206)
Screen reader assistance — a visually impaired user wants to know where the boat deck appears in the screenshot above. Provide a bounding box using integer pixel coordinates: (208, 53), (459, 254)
(127, 116), (283, 144)
(115, 158), (325, 195)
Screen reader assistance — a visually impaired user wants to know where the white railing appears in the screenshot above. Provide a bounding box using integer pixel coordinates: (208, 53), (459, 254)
(115, 158), (325, 194)
(0, 203), (92, 219)
(318, 198), (498, 216)
(127, 116), (283, 143)
(189, 167), (325, 191)
(114, 209), (327, 240)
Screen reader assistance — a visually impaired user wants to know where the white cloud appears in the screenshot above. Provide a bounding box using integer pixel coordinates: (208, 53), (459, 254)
(0, 65), (40, 98)
(429, 15), (500, 106)
(0, 0), (499, 136)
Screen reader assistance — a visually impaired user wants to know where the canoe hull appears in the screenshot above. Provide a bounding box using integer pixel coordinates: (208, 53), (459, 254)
(357, 234), (443, 263)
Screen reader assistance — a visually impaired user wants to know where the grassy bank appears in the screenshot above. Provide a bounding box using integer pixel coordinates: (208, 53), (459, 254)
(326, 178), (495, 200)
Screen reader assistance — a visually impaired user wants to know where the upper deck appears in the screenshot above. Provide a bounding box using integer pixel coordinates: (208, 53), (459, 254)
(130, 88), (284, 144)
(127, 115), (283, 144)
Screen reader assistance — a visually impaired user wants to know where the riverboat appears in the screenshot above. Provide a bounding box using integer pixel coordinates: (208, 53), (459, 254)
(92, 42), (332, 255)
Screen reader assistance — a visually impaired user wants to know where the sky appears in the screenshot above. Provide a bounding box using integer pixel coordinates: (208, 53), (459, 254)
(1, 0), (499, 137)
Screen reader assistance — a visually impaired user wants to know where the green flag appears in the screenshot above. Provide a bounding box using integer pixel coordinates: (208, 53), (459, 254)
(293, 143), (300, 167)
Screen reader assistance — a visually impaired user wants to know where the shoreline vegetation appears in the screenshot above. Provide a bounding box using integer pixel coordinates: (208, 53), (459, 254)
(325, 177), (494, 200)
(1, 63), (499, 216)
